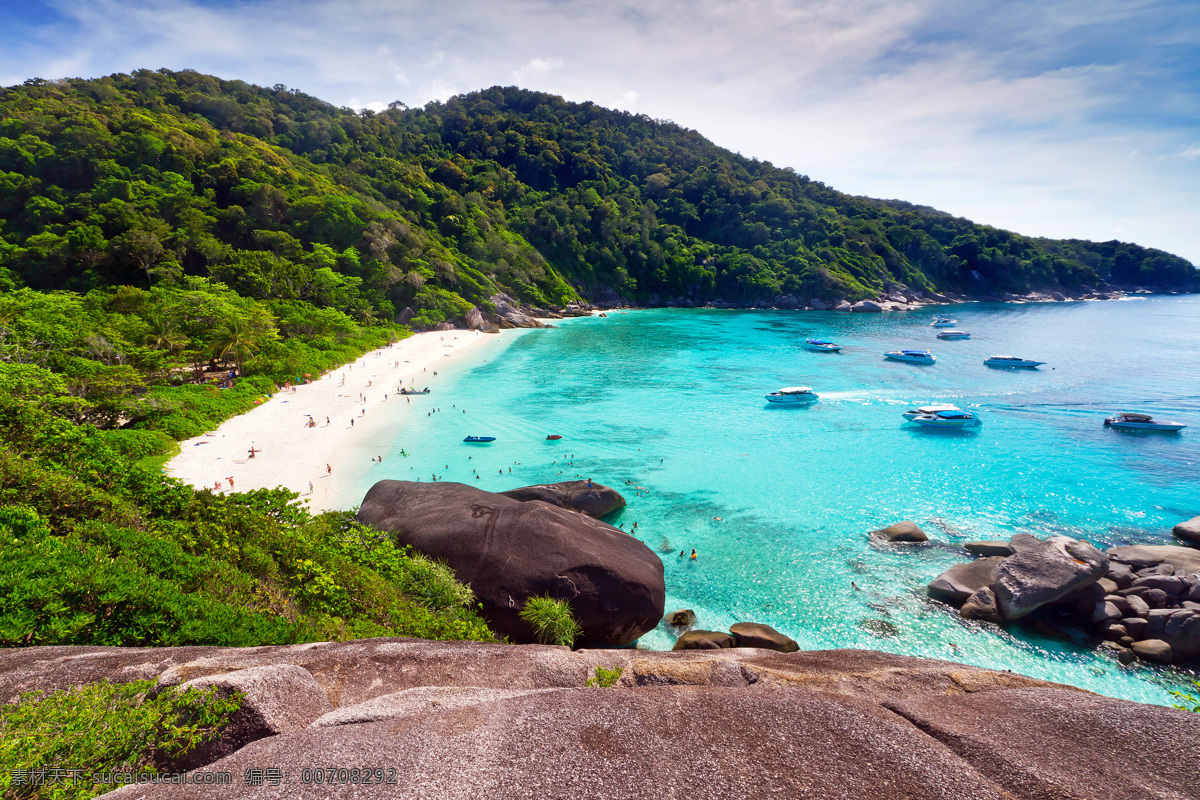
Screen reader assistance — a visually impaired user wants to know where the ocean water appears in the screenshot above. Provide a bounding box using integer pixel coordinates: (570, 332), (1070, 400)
(350, 297), (1200, 706)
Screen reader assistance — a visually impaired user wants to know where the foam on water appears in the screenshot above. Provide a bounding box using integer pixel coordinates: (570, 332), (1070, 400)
(348, 298), (1200, 706)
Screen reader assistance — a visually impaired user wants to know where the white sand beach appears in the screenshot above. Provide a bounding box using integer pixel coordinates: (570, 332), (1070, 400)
(166, 328), (516, 512)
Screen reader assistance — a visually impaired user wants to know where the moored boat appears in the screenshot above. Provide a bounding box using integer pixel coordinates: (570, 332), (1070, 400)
(902, 404), (961, 421)
(885, 349), (936, 364)
(765, 386), (819, 403)
(909, 409), (981, 428)
(930, 317), (958, 327)
(936, 330), (970, 340)
(1104, 412), (1186, 432)
(801, 338), (843, 352)
(545, 434), (563, 440)
(463, 435), (496, 443)
(984, 355), (1045, 368)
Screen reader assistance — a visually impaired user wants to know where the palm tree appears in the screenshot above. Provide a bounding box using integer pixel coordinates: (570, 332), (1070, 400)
(211, 317), (263, 377)
(142, 314), (186, 354)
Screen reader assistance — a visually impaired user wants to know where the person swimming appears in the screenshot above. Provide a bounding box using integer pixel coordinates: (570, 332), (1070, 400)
(690, 549), (698, 560)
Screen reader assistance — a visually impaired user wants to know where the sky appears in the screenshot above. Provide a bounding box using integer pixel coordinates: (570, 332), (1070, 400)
(2, 0), (1198, 264)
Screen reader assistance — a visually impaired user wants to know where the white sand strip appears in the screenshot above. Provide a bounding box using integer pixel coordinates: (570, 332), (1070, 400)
(165, 329), (516, 512)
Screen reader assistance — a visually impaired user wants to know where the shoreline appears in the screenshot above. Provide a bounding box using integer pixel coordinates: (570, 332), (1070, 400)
(165, 328), (524, 512)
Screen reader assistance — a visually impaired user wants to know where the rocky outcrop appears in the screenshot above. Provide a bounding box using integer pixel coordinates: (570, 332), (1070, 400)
(1173, 515), (1200, 546)
(850, 300), (883, 312)
(928, 557), (1007, 604)
(667, 609), (697, 627)
(869, 520), (928, 544)
(499, 479), (625, 518)
(809, 297), (830, 310)
(959, 587), (1002, 622)
(356, 481), (664, 646)
(728, 622), (799, 652)
(463, 306), (485, 330)
(165, 665), (331, 770)
(489, 292), (545, 328)
(9, 640), (1196, 800)
(989, 535), (1107, 620)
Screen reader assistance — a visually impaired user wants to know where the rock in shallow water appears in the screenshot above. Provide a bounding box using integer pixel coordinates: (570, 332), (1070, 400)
(357, 480), (665, 646)
(673, 630), (736, 650)
(990, 536), (1108, 621)
(729, 622), (799, 652)
(964, 540), (1015, 557)
(869, 520), (928, 544)
(1173, 515), (1200, 545)
(959, 587), (1002, 623)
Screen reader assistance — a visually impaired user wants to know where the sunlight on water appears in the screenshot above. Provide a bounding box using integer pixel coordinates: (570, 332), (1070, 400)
(352, 298), (1200, 706)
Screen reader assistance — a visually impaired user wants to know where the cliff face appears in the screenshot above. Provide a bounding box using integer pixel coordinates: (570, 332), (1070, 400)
(4, 639), (1197, 799)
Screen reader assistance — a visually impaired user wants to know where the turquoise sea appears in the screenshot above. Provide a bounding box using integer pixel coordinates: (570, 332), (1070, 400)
(351, 297), (1200, 706)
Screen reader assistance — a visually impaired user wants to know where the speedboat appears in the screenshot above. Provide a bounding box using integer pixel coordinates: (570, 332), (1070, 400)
(936, 330), (970, 340)
(1104, 413), (1187, 432)
(765, 386), (819, 404)
(545, 434), (563, 440)
(885, 350), (936, 364)
(984, 355), (1045, 368)
(909, 410), (981, 428)
(801, 338), (843, 352)
(930, 317), (958, 328)
(902, 404), (961, 421)
(463, 435), (496, 443)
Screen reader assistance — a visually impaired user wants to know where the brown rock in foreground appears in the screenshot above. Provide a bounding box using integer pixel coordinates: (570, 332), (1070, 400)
(13, 640), (1197, 800)
(357, 480), (663, 646)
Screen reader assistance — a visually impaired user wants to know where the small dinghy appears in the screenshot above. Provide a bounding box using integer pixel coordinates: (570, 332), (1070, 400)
(463, 435), (496, 443)
(545, 434), (563, 440)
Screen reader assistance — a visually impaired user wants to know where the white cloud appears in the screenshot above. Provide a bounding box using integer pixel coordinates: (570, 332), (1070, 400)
(512, 57), (562, 83)
(612, 90), (638, 110)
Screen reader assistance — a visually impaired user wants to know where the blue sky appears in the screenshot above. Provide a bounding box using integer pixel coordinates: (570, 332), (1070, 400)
(2, 0), (1198, 263)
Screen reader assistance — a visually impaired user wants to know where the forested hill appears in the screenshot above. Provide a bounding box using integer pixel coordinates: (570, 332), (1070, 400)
(1, 69), (1196, 320)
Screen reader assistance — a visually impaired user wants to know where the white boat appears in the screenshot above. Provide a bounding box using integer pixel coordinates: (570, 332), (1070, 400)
(801, 338), (842, 352)
(885, 349), (936, 364)
(909, 410), (981, 428)
(984, 355), (1045, 368)
(930, 317), (958, 328)
(902, 404), (961, 421)
(1104, 412), (1187, 432)
(765, 386), (819, 404)
(936, 330), (970, 340)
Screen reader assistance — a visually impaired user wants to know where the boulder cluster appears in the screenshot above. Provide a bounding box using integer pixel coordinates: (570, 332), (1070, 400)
(666, 613), (800, 653)
(399, 292), (595, 332)
(917, 522), (1200, 666)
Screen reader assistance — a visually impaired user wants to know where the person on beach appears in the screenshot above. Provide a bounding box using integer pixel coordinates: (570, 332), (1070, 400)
(350, 418), (354, 427)
(248, 446), (258, 458)
(326, 417), (330, 425)
(308, 481), (313, 493)
(214, 480), (222, 490)
(326, 464), (331, 475)
(227, 476), (235, 489)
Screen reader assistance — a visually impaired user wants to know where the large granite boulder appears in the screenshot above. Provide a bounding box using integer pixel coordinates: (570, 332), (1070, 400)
(989, 536), (1108, 621)
(850, 300), (884, 312)
(729, 622), (799, 652)
(357, 481), (665, 646)
(959, 587), (1002, 623)
(463, 306), (485, 330)
(1173, 515), (1200, 546)
(869, 520), (928, 544)
(500, 479), (625, 518)
(809, 297), (831, 310)
(489, 292), (543, 328)
(928, 557), (1007, 605)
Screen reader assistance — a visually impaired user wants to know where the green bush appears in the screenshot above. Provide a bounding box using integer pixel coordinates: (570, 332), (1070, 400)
(0, 680), (242, 800)
(1172, 681), (1200, 713)
(586, 666), (623, 688)
(518, 595), (582, 647)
